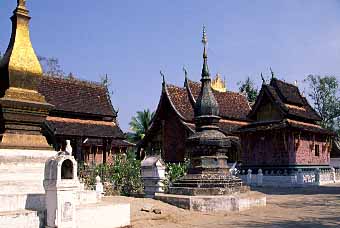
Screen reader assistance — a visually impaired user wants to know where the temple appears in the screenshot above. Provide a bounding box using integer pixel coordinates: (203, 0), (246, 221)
(239, 78), (335, 171)
(138, 70), (250, 163)
(38, 77), (133, 164)
(0, 0), (132, 163)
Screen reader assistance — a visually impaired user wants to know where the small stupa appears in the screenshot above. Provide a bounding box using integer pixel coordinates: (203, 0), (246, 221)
(168, 26), (245, 196)
(156, 27), (266, 212)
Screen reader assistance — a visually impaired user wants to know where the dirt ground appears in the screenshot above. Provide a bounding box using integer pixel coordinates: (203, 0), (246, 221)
(107, 183), (340, 228)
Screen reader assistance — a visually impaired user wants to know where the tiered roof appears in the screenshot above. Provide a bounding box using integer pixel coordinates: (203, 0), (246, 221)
(242, 78), (334, 135)
(38, 76), (126, 141)
(150, 76), (250, 136)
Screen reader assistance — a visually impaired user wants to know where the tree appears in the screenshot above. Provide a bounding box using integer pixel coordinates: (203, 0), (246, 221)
(129, 109), (155, 143)
(38, 56), (65, 77)
(237, 76), (258, 103)
(305, 75), (340, 131)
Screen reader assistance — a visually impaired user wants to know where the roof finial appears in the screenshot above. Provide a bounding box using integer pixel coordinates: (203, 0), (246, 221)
(17, 0), (27, 9)
(261, 73), (266, 84)
(201, 25), (210, 79)
(270, 67), (275, 79)
(183, 66), (188, 79)
(202, 25), (208, 46)
(160, 70), (165, 84)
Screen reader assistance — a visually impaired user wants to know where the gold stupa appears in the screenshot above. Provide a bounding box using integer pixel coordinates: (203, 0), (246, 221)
(0, 0), (54, 149)
(211, 73), (227, 92)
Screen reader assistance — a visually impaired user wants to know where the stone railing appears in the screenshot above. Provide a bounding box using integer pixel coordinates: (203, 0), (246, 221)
(238, 167), (340, 187)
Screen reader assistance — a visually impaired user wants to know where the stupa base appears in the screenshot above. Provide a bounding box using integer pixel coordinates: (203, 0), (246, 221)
(155, 191), (266, 212)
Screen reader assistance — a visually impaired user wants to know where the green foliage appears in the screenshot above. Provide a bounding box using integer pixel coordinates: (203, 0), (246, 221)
(78, 151), (143, 196)
(162, 159), (190, 193)
(305, 75), (340, 131)
(110, 151), (143, 196)
(237, 76), (258, 103)
(128, 109), (155, 143)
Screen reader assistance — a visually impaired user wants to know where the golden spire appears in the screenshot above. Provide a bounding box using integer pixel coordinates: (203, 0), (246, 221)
(211, 73), (227, 92)
(0, 0), (44, 102)
(18, 0), (27, 9)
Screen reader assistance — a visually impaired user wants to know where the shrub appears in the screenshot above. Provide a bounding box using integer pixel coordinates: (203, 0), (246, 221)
(78, 151), (143, 196)
(162, 159), (190, 192)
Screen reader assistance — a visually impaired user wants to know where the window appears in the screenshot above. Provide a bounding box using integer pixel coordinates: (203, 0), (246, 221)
(315, 144), (320, 156)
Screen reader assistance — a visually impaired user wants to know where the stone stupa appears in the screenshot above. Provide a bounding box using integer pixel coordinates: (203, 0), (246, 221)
(156, 27), (266, 212)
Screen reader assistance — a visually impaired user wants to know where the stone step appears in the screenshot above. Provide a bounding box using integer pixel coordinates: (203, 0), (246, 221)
(0, 209), (41, 228)
(0, 193), (45, 212)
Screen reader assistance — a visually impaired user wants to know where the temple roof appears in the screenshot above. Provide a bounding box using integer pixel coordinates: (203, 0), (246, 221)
(248, 78), (321, 122)
(45, 116), (124, 138)
(165, 78), (250, 123)
(38, 77), (117, 118)
(238, 118), (335, 135)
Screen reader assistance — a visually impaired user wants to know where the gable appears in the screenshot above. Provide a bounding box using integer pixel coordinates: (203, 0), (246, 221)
(254, 89), (283, 121)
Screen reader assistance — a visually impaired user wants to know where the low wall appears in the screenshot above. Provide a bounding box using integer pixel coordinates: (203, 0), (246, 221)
(239, 168), (340, 187)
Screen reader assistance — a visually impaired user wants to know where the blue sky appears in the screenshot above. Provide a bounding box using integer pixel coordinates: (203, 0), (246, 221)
(1, 0), (340, 131)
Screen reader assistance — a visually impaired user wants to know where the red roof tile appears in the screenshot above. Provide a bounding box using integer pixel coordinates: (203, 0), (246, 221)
(166, 79), (250, 122)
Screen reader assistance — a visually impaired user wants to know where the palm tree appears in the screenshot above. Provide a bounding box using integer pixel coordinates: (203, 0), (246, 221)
(128, 109), (155, 143)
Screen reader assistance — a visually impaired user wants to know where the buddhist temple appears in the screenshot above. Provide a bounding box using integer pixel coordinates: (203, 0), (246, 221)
(138, 67), (250, 163)
(138, 32), (250, 162)
(38, 77), (134, 164)
(0, 0), (132, 163)
(239, 78), (335, 171)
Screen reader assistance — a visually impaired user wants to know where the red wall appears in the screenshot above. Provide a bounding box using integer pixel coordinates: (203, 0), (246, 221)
(241, 130), (330, 167)
(295, 134), (330, 165)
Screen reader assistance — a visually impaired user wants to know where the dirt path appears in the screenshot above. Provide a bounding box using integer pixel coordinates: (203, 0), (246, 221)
(106, 184), (340, 228)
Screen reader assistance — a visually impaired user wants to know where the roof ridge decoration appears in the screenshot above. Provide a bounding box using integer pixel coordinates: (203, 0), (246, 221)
(183, 68), (197, 106)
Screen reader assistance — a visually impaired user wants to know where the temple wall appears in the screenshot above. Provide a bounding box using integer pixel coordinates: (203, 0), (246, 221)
(295, 133), (330, 165)
(163, 114), (188, 163)
(241, 131), (330, 167)
(241, 131), (292, 167)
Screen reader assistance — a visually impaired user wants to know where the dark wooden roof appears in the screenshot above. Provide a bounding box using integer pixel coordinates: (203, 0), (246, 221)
(39, 77), (126, 142)
(45, 117), (124, 138)
(238, 118), (335, 135)
(38, 76), (117, 118)
(249, 78), (321, 122)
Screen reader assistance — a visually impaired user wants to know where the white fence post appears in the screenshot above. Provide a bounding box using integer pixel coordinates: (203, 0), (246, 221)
(297, 169), (304, 186)
(331, 168), (336, 183)
(315, 168), (320, 185)
(257, 169), (263, 187)
(247, 169), (252, 185)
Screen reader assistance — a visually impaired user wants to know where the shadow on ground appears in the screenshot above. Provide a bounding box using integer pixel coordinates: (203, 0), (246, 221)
(234, 216), (340, 228)
(252, 184), (340, 195)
